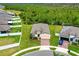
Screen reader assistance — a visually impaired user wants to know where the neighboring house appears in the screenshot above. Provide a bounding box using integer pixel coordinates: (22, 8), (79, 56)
(0, 10), (13, 34)
(0, 10), (12, 21)
(59, 26), (79, 44)
(30, 23), (50, 39)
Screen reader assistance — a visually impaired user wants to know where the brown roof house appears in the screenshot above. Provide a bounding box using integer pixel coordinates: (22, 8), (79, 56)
(59, 26), (79, 44)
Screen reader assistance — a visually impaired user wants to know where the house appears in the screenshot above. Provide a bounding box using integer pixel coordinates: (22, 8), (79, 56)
(59, 26), (79, 44)
(30, 23), (50, 39)
(0, 10), (13, 33)
(0, 10), (12, 21)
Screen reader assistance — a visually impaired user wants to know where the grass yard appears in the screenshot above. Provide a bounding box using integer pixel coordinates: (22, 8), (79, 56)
(20, 24), (40, 49)
(49, 25), (62, 46)
(0, 47), (20, 56)
(68, 44), (79, 53)
(16, 48), (40, 56)
(0, 36), (20, 46)
(10, 27), (21, 33)
(12, 22), (21, 25)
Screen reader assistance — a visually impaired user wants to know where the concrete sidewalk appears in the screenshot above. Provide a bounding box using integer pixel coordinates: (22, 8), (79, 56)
(0, 43), (19, 50)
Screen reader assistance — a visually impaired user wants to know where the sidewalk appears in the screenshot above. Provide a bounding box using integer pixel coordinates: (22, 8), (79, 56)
(0, 43), (19, 50)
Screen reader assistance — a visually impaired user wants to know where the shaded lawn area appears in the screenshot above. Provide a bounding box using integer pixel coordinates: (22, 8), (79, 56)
(0, 36), (20, 46)
(49, 25), (62, 46)
(10, 27), (21, 33)
(0, 47), (20, 56)
(20, 24), (40, 49)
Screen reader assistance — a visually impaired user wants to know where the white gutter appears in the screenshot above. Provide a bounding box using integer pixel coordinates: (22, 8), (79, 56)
(0, 32), (22, 36)
(10, 25), (22, 28)
(8, 20), (21, 23)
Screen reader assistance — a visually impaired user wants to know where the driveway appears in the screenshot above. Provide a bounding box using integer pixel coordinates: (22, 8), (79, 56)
(41, 39), (50, 46)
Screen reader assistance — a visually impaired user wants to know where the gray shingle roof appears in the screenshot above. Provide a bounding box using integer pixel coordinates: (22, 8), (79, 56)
(60, 26), (79, 38)
(0, 25), (10, 31)
(31, 23), (50, 34)
(0, 10), (12, 25)
(0, 20), (8, 25)
(0, 10), (12, 31)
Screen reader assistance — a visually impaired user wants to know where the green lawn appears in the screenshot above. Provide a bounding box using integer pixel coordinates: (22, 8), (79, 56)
(68, 44), (79, 53)
(0, 47), (20, 56)
(49, 25), (62, 46)
(19, 24), (40, 49)
(10, 27), (21, 33)
(0, 36), (20, 46)
(12, 22), (21, 25)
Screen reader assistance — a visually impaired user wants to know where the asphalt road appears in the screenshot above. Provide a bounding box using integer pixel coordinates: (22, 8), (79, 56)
(22, 50), (53, 56)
